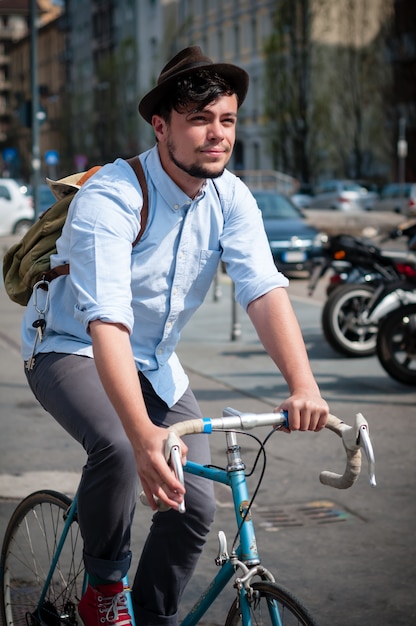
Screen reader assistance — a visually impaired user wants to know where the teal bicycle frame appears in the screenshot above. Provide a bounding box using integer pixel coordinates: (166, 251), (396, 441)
(30, 408), (374, 626)
(33, 420), (283, 626)
(180, 429), (277, 625)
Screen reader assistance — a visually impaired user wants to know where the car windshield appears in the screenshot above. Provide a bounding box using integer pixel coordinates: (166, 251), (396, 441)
(342, 182), (363, 192)
(253, 191), (301, 220)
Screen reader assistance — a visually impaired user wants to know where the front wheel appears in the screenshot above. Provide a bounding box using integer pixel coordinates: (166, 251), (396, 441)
(322, 283), (377, 357)
(0, 490), (84, 626)
(377, 304), (416, 385)
(225, 580), (319, 626)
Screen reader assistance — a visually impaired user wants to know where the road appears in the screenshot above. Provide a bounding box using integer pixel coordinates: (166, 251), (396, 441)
(0, 241), (415, 625)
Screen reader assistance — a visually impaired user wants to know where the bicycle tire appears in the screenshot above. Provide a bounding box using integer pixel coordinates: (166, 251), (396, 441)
(321, 283), (377, 357)
(0, 490), (84, 626)
(224, 580), (319, 626)
(376, 303), (416, 385)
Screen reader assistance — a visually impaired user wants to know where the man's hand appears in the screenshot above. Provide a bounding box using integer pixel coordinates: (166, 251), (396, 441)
(277, 392), (329, 432)
(134, 422), (187, 511)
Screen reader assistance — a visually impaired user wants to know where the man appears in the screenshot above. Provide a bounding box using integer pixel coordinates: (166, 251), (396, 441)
(21, 47), (328, 626)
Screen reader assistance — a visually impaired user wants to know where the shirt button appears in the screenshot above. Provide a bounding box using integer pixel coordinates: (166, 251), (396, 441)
(174, 203), (179, 210)
(157, 348), (163, 355)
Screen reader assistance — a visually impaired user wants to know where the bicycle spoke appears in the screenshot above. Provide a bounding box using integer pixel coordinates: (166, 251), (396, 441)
(225, 581), (318, 626)
(1, 491), (84, 626)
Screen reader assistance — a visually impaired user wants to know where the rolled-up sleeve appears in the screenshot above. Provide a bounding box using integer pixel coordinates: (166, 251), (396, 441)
(218, 175), (288, 311)
(68, 161), (144, 332)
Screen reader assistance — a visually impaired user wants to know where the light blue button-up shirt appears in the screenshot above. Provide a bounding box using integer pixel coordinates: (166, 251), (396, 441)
(22, 146), (288, 406)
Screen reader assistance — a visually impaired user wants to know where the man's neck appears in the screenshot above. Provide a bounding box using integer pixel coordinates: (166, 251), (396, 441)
(158, 147), (205, 199)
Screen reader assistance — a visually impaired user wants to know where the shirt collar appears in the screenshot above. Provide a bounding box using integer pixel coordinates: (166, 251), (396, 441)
(145, 146), (205, 211)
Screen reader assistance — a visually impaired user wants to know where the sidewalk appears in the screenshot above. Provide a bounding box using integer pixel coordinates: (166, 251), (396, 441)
(0, 273), (415, 626)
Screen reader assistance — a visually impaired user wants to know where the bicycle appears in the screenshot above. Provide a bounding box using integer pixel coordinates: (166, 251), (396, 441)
(0, 407), (376, 626)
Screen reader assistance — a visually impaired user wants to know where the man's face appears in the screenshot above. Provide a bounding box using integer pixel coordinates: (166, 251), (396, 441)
(154, 94), (238, 182)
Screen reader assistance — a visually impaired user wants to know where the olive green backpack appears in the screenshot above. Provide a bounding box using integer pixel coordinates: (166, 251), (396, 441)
(2, 157), (148, 306)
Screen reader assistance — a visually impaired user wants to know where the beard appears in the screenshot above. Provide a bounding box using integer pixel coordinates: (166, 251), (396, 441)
(167, 139), (230, 180)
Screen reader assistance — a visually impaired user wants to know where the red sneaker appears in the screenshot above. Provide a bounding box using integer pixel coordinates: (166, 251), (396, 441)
(77, 582), (132, 626)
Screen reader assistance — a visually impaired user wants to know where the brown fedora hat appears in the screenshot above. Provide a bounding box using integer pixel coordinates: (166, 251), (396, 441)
(138, 46), (249, 124)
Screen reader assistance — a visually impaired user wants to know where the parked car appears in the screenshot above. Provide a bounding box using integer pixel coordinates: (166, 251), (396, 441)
(291, 183), (314, 209)
(0, 178), (34, 236)
(356, 180), (380, 208)
(307, 179), (376, 211)
(24, 183), (56, 216)
(252, 190), (327, 274)
(370, 182), (416, 215)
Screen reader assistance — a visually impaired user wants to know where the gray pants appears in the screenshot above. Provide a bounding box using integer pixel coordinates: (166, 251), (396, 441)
(25, 353), (216, 626)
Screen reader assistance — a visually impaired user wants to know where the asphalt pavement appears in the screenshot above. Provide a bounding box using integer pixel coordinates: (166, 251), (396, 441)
(0, 244), (415, 625)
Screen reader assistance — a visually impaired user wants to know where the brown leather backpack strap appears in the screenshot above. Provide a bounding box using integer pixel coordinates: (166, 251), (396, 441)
(44, 158), (147, 284)
(42, 264), (70, 282)
(126, 156), (149, 246)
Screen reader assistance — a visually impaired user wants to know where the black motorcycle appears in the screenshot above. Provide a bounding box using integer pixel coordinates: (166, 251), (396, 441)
(363, 278), (416, 385)
(308, 223), (416, 357)
(309, 219), (416, 296)
(377, 302), (416, 386)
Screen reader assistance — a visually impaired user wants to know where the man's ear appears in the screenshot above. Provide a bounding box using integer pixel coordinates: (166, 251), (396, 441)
(152, 115), (167, 142)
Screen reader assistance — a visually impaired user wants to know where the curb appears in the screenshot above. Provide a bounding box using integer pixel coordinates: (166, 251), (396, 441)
(304, 209), (404, 236)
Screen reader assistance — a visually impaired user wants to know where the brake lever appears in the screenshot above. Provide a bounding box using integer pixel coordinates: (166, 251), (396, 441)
(169, 438), (186, 513)
(341, 413), (376, 487)
(321, 413), (376, 489)
(357, 418), (376, 487)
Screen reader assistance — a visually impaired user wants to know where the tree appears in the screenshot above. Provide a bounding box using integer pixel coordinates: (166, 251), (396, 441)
(264, 0), (394, 183)
(93, 36), (137, 162)
(318, 0), (394, 180)
(263, 0), (313, 182)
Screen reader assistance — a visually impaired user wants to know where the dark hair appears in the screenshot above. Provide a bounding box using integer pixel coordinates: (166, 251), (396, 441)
(154, 69), (236, 121)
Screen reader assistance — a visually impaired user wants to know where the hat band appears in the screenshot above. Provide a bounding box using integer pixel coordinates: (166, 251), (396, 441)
(159, 60), (213, 84)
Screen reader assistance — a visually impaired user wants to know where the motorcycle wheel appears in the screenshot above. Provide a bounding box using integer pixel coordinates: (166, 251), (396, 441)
(322, 284), (378, 357)
(377, 303), (416, 385)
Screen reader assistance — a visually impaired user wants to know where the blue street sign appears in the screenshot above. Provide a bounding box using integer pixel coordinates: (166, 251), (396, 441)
(2, 147), (17, 162)
(45, 150), (60, 165)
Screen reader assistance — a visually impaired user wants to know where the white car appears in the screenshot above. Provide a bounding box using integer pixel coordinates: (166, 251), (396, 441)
(0, 179), (34, 236)
(307, 179), (376, 212)
(371, 182), (416, 215)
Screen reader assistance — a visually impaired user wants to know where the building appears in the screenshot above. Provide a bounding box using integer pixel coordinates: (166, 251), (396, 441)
(0, 0), (32, 176)
(175, 0), (281, 174)
(0, 0), (65, 179)
(1, 0), (413, 186)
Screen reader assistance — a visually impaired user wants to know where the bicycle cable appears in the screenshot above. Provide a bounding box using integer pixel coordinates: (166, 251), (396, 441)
(210, 427), (282, 553)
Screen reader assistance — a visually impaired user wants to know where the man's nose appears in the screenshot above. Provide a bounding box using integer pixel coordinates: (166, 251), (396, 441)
(207, 119), (224, 140)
